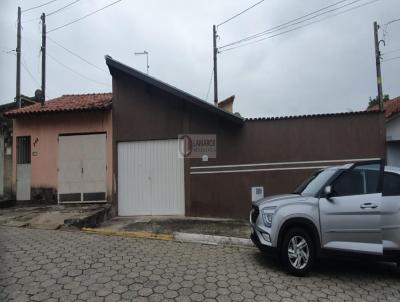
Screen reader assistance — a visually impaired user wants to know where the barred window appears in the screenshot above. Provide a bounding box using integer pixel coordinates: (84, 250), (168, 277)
(16, 136), (31, 164)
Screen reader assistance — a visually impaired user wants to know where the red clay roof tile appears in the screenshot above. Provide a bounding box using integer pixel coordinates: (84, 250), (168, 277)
(367, 96), (400, 120)
(5, 93), (112, 117)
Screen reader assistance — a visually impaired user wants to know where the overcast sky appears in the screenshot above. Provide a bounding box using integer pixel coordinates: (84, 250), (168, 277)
(0, 0), (399, 117)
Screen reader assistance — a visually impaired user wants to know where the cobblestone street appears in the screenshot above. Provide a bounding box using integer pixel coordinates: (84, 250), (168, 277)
(0, 226), (399, 302)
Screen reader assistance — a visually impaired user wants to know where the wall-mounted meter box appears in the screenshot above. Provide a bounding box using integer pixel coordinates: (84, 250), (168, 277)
(251, 186), (264, 202)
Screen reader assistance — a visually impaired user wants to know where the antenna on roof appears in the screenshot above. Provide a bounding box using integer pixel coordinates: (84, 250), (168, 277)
(134, 51), (149, 75)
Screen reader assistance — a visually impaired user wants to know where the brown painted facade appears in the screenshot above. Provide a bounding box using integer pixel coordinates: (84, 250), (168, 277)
(108, 58), (386, 219)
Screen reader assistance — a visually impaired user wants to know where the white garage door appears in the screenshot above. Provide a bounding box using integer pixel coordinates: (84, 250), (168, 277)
(58, 134), (107, 203)
(118, 139), (185, 216)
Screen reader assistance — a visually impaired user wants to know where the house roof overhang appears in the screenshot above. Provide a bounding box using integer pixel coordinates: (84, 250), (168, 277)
(105, 55), (244, 125)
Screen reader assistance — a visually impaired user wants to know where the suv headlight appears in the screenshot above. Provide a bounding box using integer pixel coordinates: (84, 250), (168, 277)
(261, 207), (276, 227)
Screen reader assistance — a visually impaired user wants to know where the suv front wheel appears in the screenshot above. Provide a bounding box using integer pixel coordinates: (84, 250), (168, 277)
(280, 227), (315, 276)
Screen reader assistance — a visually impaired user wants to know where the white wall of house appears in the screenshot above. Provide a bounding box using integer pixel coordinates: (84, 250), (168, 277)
(387, 142), (400, 167)
(386, 115), (400, 167)
(387, 116), (400, 141)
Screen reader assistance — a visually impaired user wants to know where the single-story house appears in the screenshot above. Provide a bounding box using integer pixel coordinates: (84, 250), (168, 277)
(5, 57), (386, 219)
(105, 56), (385, 219)
(5, 93), (113, 204)
(369, 97), (400, 166)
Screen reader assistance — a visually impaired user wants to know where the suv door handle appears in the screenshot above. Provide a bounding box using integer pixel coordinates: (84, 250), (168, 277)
(360, 203), (378, 209)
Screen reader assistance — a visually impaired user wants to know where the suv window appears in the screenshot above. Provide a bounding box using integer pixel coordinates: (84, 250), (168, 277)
(293, 168), (337, 196)
(333, 170), (364, 196)
(332, 163), (381, 197)
(383, 172), (400, 196)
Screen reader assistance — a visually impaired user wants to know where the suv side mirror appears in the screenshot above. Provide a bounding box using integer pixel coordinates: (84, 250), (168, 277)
(324, 185), (333, 199)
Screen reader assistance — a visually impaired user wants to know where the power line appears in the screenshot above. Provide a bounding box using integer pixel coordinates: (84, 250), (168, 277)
(219, 0), (351, 49)
(47, 52), (110, 87)
(219, 0), (380, 53)
(217, 0), (265, 27)
(21, 55), (41, 87)
(382, 48), (400, 55)
(1, 49), (16, 55)
(384, 18), (400, 26)
(383, 56), (400, 62)
(23, 0), (83, 23)
(47, 0), (123, 33)
(47, 36), (108, 73)
(219, 0), (361, 50)
(381, 17), (400, 41)
(21, 56), (55, 99)
(47, 0), (81, 16)
(22, 0), (60, 13)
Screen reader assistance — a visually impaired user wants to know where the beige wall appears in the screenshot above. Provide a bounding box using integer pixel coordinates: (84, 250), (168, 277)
(12, 110), (113, 201)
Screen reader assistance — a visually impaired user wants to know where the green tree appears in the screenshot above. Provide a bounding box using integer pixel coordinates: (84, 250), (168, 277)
(368, 94), (390, 108)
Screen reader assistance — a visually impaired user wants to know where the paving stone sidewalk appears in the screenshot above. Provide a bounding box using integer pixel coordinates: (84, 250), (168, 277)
(1, 226), (399, 302)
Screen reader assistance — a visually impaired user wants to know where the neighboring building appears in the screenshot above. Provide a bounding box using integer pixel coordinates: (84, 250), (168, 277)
(0, 96), (39, 199)
(368, 96), (400, 166)
(106, 56), (385, 219)
(218, 95), (235, 113)
(5, 94), (112, 204)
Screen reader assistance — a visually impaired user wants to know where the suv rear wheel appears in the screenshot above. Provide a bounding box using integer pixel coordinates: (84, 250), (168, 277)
(280, 227), (314, 276)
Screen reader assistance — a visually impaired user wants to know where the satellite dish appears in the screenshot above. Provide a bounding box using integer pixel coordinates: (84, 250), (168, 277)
(34, 89), (44, 102)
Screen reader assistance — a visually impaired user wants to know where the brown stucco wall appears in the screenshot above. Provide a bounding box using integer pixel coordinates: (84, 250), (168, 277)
(187, 113), (386, 218)
(112, 71), (386, 219)
(12, 110), (113, 202)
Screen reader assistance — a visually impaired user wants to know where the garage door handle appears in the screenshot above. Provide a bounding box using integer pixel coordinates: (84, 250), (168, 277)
(360, 203), (377, 209)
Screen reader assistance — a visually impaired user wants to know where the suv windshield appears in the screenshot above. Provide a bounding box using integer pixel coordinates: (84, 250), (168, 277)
(293, 168), (338, 196)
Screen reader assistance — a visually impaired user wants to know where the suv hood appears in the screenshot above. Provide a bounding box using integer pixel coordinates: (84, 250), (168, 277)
(253, 194), (308, 207)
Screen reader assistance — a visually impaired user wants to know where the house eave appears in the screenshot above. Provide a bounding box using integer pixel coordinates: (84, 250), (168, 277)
(105, 55), (244, 125)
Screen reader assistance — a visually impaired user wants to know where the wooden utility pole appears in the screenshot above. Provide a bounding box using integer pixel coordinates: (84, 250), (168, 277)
(41, 13), (46, 105)
(373, 21), (383, 111)
(16, 7), (21, 108)
(213, 25), (218, 106)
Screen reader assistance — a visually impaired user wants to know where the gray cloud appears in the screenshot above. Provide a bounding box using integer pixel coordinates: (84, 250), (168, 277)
(1, 0), (399, 118)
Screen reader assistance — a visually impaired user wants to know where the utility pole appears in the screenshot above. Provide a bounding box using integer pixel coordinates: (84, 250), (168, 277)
(213, 25), (218, 106)
(373, 21), (383, 111)
(16, 7), (21, 108)
(41, 13), (46, 105)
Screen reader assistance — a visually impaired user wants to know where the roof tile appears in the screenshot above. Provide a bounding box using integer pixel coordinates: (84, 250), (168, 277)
(245, 110), (380, 121)
(5, 93), (112, 117)
(367, 96), (400, 119)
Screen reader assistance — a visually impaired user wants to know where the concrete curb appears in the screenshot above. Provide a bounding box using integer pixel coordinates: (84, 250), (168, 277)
(174, 232), (253, 247)
(81, 227), (252, 247)
(82, 228), (174, 241)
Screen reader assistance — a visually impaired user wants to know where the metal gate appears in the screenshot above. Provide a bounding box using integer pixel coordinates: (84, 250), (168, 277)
(118, 139), (185, 216)
(58, 134), (107, 203)
(16, 136), (31, 201)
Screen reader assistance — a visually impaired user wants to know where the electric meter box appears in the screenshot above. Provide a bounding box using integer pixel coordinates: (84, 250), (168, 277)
(251, 186), (264, 202)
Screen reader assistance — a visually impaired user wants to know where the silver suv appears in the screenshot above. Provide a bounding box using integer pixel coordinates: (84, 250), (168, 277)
(250, 160), (400, 276)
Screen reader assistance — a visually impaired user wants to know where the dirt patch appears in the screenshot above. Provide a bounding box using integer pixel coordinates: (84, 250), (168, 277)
(117, 218), (251, 238)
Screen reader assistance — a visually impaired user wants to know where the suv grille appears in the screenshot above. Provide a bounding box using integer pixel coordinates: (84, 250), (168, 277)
(251, 206), (259, 223)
